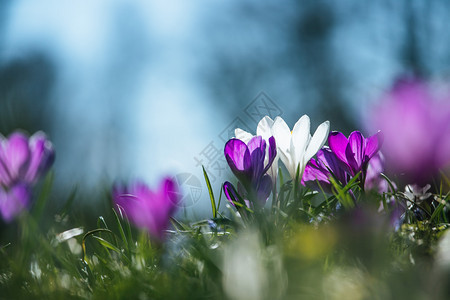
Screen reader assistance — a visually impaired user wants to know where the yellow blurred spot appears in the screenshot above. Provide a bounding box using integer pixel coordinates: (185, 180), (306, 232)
(287, 225), (337, 260)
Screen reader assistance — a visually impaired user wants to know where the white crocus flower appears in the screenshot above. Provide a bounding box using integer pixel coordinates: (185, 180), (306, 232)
(274, 115), (330, 179)
(235, 116), (279, 180)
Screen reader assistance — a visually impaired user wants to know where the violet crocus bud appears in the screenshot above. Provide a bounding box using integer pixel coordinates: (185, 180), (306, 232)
(223, 136), (276, 208)
(113, 177), (179, 241)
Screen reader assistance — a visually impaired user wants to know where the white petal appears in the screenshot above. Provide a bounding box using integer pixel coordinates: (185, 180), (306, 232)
(235, 128), (253, 143)
(304, 120), (330, 162)
(271, 117), (291, 153)
(278, 147), (293, 177)
(256, 116), (274, 140)
(291, 115), (310, 167)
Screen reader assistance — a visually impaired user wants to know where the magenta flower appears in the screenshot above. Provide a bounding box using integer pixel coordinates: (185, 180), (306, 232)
(302, 147), (347, 193)
(328, 130), (383, 186)
(0, 131), (54, 222)
(0, 131), (55, 186)
(113, 178), (179, 240)
(223, 136), (276, 208)
(303, 147), (388, 194)
(370, 78), (450, 184)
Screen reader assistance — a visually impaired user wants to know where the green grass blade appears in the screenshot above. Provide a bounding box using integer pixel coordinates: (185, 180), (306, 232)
(203, 166), (217, 218)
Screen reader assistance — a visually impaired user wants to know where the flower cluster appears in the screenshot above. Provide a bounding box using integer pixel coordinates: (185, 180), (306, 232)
(225, 115), (330, 207)
(0, 131), (54, 222)
(225, 113), (386, 209)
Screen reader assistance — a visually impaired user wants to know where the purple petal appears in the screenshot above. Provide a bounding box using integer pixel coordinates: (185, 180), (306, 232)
(328, 131), (349, 164)
(365, 131), (383, 160)
(365, 152), (388, 193)
(25, 132), (55, 183)
(248, 136), (266, 180)
(0, 183), (31, 223)
(256, 175), (272, 205)
(1, 132), (31, 182)
(223, 181), (239, 206)
(0, 160), (10, 186)
(263, 136), (277, 174)
(161, 177), (179, 214)
(302, 158), (329, 183)
(302, 158), (333, 193)
(345, 131), (364, 174)
(320, 148), (348, 184)
(247, 136), (264, 154)
(224, 138), (250, 174)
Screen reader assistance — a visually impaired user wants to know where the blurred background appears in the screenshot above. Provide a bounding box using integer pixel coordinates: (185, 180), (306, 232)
(1, 0), (450, 217)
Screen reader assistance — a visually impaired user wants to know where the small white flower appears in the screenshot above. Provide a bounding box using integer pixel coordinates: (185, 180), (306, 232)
(404, 184), (432, 207)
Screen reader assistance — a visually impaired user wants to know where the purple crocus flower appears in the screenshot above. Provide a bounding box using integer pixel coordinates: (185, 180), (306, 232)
(113, 178), (179, 240)
(0, 131), (54, 223)
(223, 136), (276, 208)
(328, 130), (383, 187)
(370, 78), (450, 184)
(303, 147), (388, 194)
(0, 131), (55, 186)
(302, 147), (347, 193)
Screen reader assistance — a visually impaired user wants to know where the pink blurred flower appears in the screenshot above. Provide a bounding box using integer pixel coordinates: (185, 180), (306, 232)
(0, 131), (55, 186)
(370, 79), (450, 184)
(0, 131), (54, 222)
(113, 178), (179, 240)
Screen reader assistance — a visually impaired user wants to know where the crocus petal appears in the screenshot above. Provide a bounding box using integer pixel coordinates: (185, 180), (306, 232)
(247, 136), (265, 154)
(225, 138), (250, 174)
(250, 146), (265, 183)
(346, 131), (364, 172)
(0, 183), (31, 223)
(302, 158), (330, 183)
(161, 177), (178, 213)
(247, 136), (266, 180)
(223, 181), (240, 206)
(256, 175), (272, 206)
(318, 147), (347, 184)
(256, 116), (274, 140)
(365, 152), (387, 193)
(291, 115), (311, 166)
(1, 133), (30, 181)
(304, 120), (330, 163)
(25, 132), (55, 183)
(365, 131), (383, 160)
(271, 117), (291, 154)
(328, 131), (349, 164)
(0, 160), (9, 186)
(263, 136), (277, 175)
(235, 128), (253, 144)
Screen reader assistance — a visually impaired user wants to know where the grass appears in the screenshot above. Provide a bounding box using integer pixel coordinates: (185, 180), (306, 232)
(1, 170), (450, 299)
